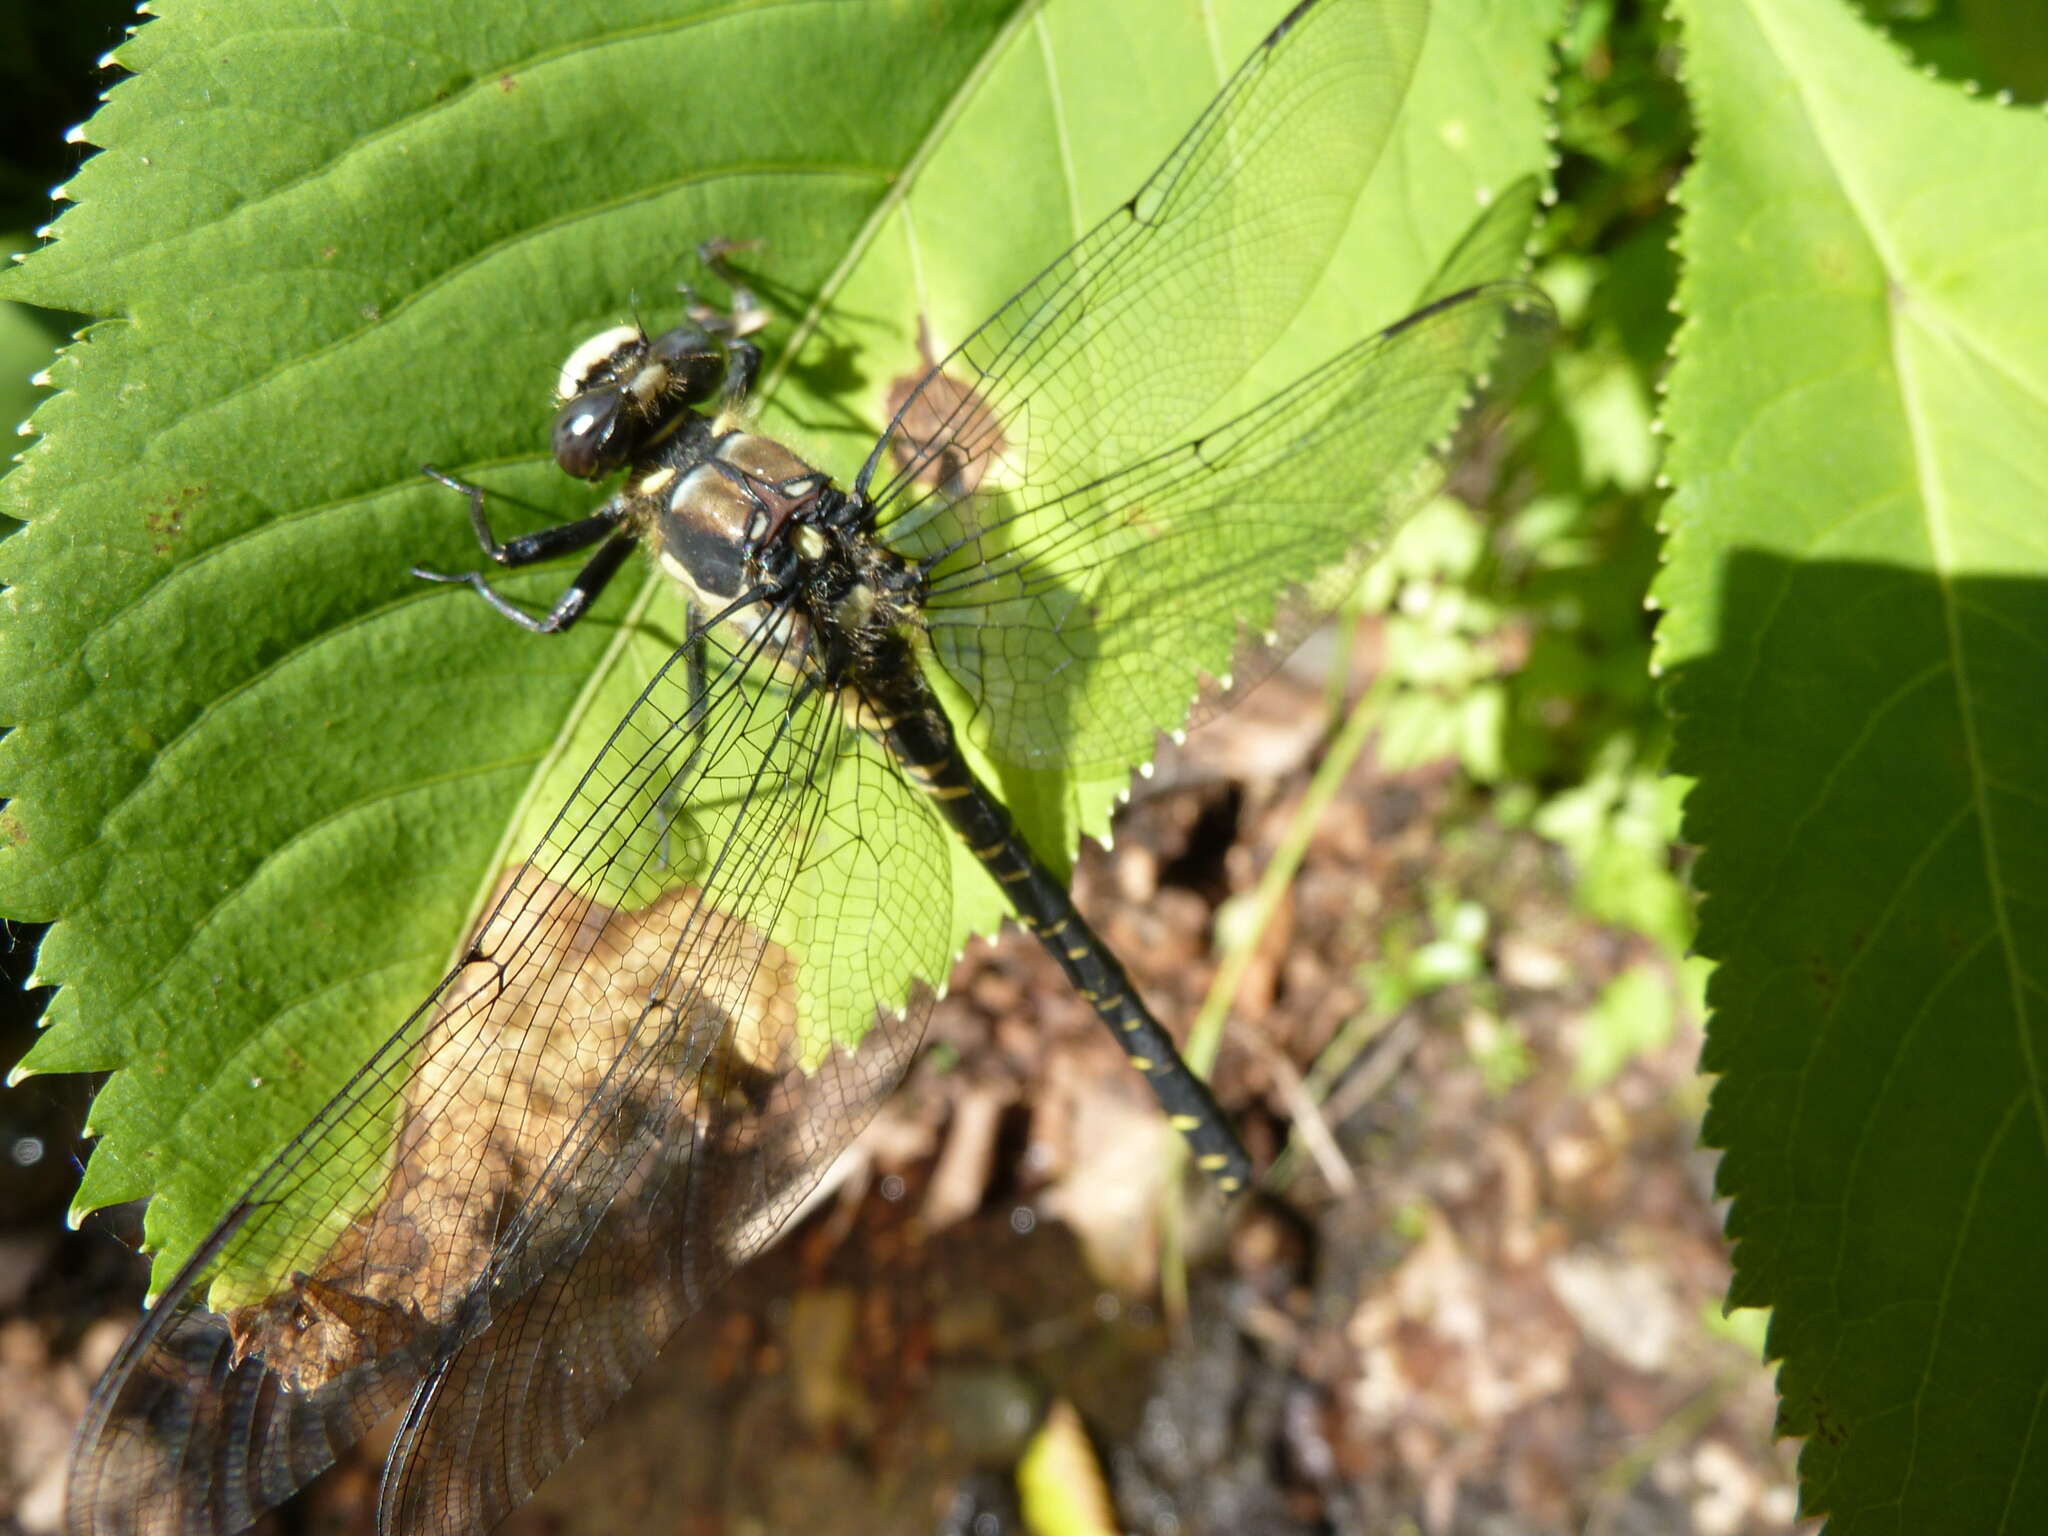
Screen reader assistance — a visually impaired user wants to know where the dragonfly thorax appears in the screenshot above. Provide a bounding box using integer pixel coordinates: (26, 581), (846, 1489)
(550, 320), (928, 672)
(625, 420), (921, 679)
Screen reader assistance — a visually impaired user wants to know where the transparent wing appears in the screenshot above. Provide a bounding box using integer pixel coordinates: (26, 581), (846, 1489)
(858, 0), (1426, 520)
(861, 0), (1548, 773)
(910, 280), (1555, 773)
(65, 608), (952, 1536)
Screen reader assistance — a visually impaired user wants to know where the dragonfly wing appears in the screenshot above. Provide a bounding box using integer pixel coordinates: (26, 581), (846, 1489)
(61, 1290), (418, 1536)
(376, 958), (932, 1535)
(916, 281), (1555, 774)
(859, 0), (1426, 525)
(66, 611), (951, 1536)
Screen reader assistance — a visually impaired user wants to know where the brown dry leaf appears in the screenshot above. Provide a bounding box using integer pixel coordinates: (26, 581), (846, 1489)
(227, 869), (800, 1388)
(1040, 1090), (1170, 1296)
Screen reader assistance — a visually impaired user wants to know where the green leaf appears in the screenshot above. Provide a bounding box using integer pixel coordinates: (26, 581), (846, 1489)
(0, 237), (62, 462)
(1658, 0), (2048, 1526)
(1847, 0), (2048, 103)
(1572, 960), (1674, 1091)
(1015, 1400), (1118, 1536)
(1, 0), (1556, 1299)
(1, 0), (1018, 1295)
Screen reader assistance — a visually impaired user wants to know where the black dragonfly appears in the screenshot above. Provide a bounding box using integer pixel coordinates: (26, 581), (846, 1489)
(66, 0), (1551, 1530)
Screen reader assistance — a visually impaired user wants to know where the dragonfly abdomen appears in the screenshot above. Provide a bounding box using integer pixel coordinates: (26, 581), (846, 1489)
(859, 643), (1252, 1194)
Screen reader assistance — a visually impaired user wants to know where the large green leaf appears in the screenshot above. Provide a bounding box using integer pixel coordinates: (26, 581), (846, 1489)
(2, 0), (1556, 1298)
(1658, 0), (2048, 1526)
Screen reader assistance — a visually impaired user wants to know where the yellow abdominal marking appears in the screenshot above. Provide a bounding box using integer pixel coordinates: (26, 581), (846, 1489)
(837, 688), (902, 734)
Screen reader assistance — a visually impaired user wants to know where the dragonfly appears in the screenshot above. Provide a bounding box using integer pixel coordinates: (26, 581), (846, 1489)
(65, 0), (1551, 1531)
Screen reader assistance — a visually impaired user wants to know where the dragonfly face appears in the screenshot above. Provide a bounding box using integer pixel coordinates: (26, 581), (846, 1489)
(550, 320), (733, 480)
(63, 1), (1554, 1532)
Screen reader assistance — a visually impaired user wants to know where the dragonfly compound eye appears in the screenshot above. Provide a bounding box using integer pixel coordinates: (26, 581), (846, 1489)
(551, 384), (634, 479)
(647, 322), (728, 406)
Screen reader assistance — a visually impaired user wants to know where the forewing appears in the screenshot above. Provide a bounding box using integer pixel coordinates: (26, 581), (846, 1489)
(859, 0), (1426, 522)
(65, 609), (951, 1536)
(916, 282), (1554, 774)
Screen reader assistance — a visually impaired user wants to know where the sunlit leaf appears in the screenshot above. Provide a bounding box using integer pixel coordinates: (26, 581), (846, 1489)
(1, 0), (1557, 1301)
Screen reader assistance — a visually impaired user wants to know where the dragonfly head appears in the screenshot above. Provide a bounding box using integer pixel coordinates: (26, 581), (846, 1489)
(551, 321), (731, 480)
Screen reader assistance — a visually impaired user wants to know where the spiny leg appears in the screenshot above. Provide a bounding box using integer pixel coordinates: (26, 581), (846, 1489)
(687, 238), (769, 336)
(423, 464), (625, 567)
(413, 465), (637, 635)
(655, 599), (714, 869)
(682, 239), (769, 406)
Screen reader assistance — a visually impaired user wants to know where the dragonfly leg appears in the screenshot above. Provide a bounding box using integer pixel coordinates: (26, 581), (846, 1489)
(413, 467), (639, 634)
(420, 464), (625, 567)
(675, 240), (769, 409)
(724, 338), (763, 406)
(655, 600), (713, 868)
(691, 237), (769, 338)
